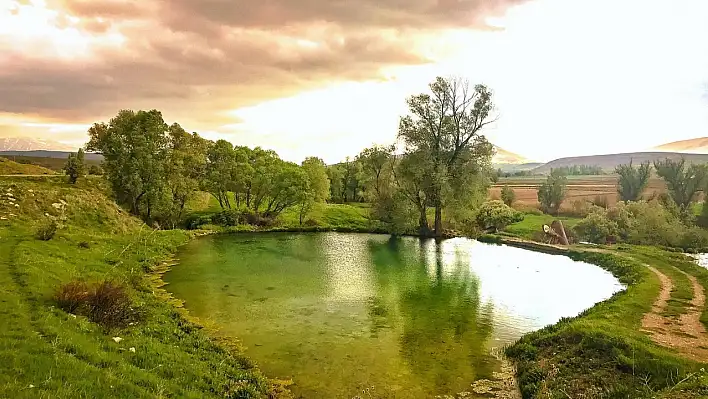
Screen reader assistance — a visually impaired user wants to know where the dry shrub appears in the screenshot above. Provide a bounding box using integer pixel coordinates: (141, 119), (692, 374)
(590, 195), (609, 209)
(54, 281), (90, 314)
(54, 280), (135, 328)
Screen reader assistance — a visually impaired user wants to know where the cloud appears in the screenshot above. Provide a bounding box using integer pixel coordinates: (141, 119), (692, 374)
(0, 0), (523, 132)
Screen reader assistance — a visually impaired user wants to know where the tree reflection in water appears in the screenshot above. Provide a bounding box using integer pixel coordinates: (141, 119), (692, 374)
(367, 236), (496, 393)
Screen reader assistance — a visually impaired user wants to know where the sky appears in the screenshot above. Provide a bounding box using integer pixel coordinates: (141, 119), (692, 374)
(1, 0), (708, 164)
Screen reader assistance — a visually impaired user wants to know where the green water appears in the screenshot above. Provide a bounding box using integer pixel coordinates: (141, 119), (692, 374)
(164, 233), (623, 398)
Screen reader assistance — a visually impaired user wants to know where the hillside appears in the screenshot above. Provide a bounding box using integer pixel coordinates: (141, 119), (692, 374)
(0, 138), (74, 151)
(492, 145), (532, 164)
(532, 151), (708, 174)
(0, 157), (56, 175)
(0, 151), (103, 172)
(652, 137), (708, 153)
(0, 177), (287, 398)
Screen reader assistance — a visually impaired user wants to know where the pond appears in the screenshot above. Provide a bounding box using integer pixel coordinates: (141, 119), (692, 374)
(164, 233), (624, 398)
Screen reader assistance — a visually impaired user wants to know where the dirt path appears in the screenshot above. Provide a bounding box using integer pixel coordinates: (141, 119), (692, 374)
(641, 265), (708, 362)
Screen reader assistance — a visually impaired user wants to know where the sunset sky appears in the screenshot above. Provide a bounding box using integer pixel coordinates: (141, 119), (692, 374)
(1, 0), (707, 163)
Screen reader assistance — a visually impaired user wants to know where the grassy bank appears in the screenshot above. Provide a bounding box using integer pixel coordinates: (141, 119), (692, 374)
(0, 177), (290, 398)
(501, 244), (708, 398)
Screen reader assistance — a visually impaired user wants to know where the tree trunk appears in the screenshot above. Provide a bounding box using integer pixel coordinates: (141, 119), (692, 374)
(419, 207), (430, 237)
(434, 199), (442, 237)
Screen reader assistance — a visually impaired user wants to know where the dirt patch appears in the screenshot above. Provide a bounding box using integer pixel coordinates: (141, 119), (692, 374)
(641, 265), (708, 362)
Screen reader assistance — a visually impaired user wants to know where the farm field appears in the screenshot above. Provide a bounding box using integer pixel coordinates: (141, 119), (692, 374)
(491, 175), (668, 209)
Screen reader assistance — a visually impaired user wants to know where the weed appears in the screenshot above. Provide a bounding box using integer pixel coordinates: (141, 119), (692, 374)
(36, 218), (58, 240)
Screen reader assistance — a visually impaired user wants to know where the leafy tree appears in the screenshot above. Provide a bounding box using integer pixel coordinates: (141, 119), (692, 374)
(202, 140), (239, 210)
(64, 148), (85, 184)
(476, 200), (523, 232)
(342, 157), (363, 202)
(397, 76), (496, 236)
(299, 157), (330, 225)
(165, 123), (209, 224)
(86, 109), (169, 220)
(326, 165), (346, 203)
(356, 145), (394, 200)
(392, 151), (434, 236)
(500, 185), (515, 206)
(537, 169), (567, 215)
(653, 158), (708, 210)
(615, 161), (651, 201)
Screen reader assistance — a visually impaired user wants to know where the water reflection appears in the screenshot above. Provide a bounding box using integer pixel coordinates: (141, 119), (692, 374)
(165, 232), (623, 398)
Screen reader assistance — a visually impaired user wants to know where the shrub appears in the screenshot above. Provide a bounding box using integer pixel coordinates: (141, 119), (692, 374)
(54, 280), (135, 328)
(36, 219), (59, 241)
(590, 195), (609, 209)
(500, 185), (516, 206)
(476, 200), (524, 232)
(87, 281), (134, 328)
(573, 209), (618, 244)
(54, 281), (90, 314)
(88, 165), (104, 175)
(567, 199), (592, 218)
(573, 200), (708, 249)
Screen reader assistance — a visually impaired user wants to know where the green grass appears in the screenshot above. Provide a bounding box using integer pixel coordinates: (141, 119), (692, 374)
(503, 212), (581, 240)
(0, 178), (289, 398)
(504, 246), (708, 399)
(0, 157), (56, 175)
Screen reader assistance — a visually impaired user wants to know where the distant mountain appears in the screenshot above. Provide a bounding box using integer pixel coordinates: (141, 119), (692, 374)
(652, 137), (708, 154)
(532, 152), (708, 174)
(0, 138), (75, 152)
(492, 146), (533, 165)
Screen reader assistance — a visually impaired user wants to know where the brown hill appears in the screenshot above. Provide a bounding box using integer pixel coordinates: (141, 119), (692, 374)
(532, 152), (708, 174)
(652, 137), (708, 153)
(493, 146), (533, 164)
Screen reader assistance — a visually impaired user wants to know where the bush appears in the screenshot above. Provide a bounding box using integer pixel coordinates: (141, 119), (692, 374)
(573, 209), (617, 244)
(54, 280), (135, 328)
(590, 195), (609, 209)
(88, 165), (104, 175)
(573, 200), (708, 249)
(500, 185), (516, 206)
(36, 219), (59, 241)
(54, 281), (90, 314)
(476, 200), (524, 232)
(567, 199), (592, 218)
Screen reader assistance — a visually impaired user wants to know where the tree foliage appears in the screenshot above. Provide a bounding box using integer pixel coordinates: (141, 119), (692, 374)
(653, 158), (708, 210)
(500, 185), (516, 206)
(537, 169), (567, 215)
(615, 161), (651, 202)
(476, 200), (523, 232)
(64, 148), (86, 184)
(397, 76), (495, 236)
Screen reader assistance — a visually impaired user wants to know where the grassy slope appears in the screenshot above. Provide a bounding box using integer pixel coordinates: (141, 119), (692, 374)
(0, 157), (56, 175)
(505, 246), (708, 398)
(503, 213), (581, 240)
(0, 177), (288, 398)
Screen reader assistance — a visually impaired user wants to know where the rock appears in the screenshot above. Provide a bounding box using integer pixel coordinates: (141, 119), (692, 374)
(51, 203), (63, 209)
(129, 347), (136, 353)
(112, 337), (123, 343)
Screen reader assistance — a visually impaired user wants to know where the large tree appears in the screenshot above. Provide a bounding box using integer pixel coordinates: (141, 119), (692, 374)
(654, 158), (708, 210)
(615, 160), (651, 202)
(166, 123), (208, 223)
(356, 145), (394, 200)
(86, 109), (169, 220)
(397, 76), (495, 236)
(298, 157), (330, 224)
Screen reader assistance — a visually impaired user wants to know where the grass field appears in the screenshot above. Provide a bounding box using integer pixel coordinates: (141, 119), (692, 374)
(0, 158), (56, 175)
(491, 175), (668, 210)
(0, 177), (289, 398)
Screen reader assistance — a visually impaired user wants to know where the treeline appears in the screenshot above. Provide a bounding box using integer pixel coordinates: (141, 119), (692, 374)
(77, 76), (499, 237)
(84, 109), (329, 228)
